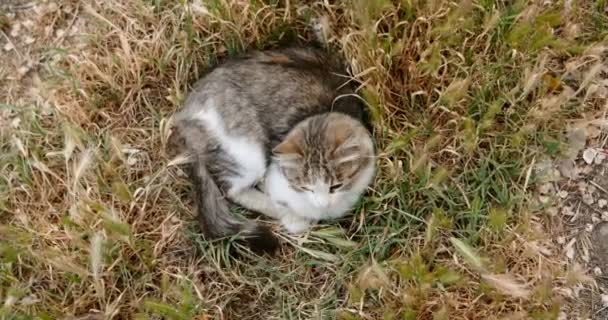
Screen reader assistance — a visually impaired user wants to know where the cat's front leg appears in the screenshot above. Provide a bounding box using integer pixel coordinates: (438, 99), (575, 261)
(280, 214), (314, 234)
(229, 188), (282, 219)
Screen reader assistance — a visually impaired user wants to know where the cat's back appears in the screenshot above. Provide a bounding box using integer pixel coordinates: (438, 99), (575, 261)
(173, 46), (370, 151)
(180, 47), (347, 114)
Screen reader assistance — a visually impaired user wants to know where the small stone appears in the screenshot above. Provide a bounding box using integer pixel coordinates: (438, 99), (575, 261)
(10, 118), (20, 128)
(9, 22), (21, 37)
(595, 152), (606, 164)
(557, 236), (566, 244)
(24, 37), (35, 45)
(539, 195), (550, 204)
(593, 214), (602, 223)
(582, 192), (595, 205)
(577, 181), (587, 193)
(565, 238), (576, 259)
(562, 206), (574, 216)
(585, 224), (594, 232)
(21, 19), (34, 30)
(47, 2), (59, 12)
(583, 148), (598, 164)
(17, 66), (30, 76)
(599, 199), (607, 208)
(594, 267), (603, 275)
(558, 190), (569, 198)
(602, 294), (608, 307)
(127, 155), (138, 166)
(3, 42), (15, 51)
(603, 211), (608, 221)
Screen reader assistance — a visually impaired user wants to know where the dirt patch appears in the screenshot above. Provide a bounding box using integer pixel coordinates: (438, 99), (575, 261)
(539, 123), (608, 319)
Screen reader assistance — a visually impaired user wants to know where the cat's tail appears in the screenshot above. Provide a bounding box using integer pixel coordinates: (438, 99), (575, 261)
(189, 160), (279, 254)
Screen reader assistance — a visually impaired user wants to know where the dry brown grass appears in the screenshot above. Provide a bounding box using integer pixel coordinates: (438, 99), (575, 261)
(2, 0), (608, 319)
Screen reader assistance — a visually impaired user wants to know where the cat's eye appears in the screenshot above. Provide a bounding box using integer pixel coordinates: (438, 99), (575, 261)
(329, 183), (343, 193)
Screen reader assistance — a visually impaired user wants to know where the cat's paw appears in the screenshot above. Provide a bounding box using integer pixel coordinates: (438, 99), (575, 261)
(281, 215), (312, 234)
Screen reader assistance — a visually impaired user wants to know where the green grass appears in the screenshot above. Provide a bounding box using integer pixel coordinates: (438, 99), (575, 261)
(1, 0), (606, 319)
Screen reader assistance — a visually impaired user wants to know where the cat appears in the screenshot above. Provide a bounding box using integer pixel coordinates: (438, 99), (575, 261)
(170, 46), (375, 254)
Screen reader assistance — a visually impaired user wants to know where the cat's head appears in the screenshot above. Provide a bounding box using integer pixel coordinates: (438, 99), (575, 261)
(272, 113), (375, 209)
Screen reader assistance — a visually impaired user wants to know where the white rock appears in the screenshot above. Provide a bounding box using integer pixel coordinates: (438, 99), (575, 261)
(21, 19), (34, 30)
(599, 199), (607, 208)
(127, 155), (138, 166)
(594, 267), (603, 275)
(9, 22), (21, 37)
(583, 148), (597, 164)
(562, 206), (574, 216)
(10, 117), (20, 128)
(582, 192), (595, 205)
(3, 42), (14, 51)
(593, 214), (601, 223)
(602, 294), (608, 307)
(577, 181), (588, 193)
(595, 152), (606, 164)
(565, 238), (576, 260)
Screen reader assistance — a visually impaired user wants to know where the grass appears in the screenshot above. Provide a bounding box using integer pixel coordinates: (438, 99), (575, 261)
(1, 0), (607, 319)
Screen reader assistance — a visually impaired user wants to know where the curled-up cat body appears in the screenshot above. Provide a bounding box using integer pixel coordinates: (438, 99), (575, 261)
(171, 46), (375, 254)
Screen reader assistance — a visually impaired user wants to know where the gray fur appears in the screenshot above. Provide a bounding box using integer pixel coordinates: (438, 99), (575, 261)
(170, 46), (373, 253)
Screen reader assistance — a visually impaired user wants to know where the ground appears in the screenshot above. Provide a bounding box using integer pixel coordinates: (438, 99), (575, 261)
(2, 0), (608, 319)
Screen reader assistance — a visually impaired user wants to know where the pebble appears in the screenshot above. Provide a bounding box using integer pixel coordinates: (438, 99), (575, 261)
(583, 148), (598, 164)
(594, 267), (603, 275)
(3, 42), (15, 51)
(577, 181), (587, 193)
(582, 192), (595, 205)
(599, 199), (607, 208)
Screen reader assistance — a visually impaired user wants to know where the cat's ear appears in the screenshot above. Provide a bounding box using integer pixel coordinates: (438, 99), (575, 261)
(273, 130), (304, 158)
(329, 120), (366, 165)
(330, 121), (354, 149)
(330, 120), (358, 151)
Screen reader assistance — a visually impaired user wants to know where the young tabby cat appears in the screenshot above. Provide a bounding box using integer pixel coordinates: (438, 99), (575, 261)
(171, 46), (375, 253)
